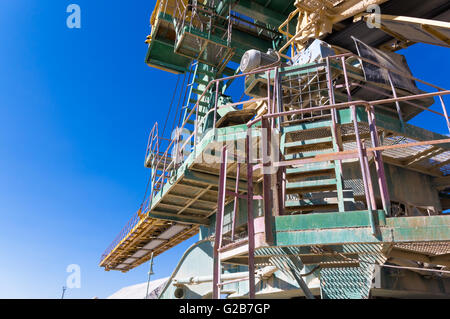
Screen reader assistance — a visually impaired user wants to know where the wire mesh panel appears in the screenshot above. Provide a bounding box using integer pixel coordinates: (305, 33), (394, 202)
(174, 0), (234, 71)
(281, 65), (332, 125)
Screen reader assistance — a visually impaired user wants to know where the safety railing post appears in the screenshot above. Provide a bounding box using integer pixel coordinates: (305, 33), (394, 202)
(341, 57), (377, 234)
(327, 57), (345, 211)
(245, 129), (256, 299)
(213, 81), (219, 139)
(231, 163), (240, 241)
(367, 105), (391, 215)
(387, 72), (406, 133)
(361, 141), (377, 210)
(213, 145), (228, 299)
(261, 117), (274, 243)
(438, 95), (450, 135)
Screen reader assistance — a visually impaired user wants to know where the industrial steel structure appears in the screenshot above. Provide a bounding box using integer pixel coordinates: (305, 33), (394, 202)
(100, 0), (450, 299)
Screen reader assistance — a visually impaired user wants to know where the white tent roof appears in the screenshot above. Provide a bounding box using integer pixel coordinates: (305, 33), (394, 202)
(107, 277), (169, 299)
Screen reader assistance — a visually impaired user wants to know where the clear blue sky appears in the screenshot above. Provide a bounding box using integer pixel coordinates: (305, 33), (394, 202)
(0, 1), (448, 299)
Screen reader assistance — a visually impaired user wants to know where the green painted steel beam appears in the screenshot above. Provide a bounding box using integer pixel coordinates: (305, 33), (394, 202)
(275, 227), (384, 246)
(276, 210), (387, 232)
(230, 29), (274, 54)
(274, 213), (450, 246)
(233, 0), (294, 30)
(148, 210), (210, 226)
(387, 215), (450, 242)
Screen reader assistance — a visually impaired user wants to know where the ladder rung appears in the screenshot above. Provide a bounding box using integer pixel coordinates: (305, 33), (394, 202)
(189, 99), (209, 107)
(286, 178), (337, 190)
(192, 88), (211, 96)
(197, 69), (215, 77)
(284, 136), (333, 148)
(284, 148), (331, 160)
(186, 108), (206, 117)
(195, 79), (209, 86)
(287, 162), (335, 172)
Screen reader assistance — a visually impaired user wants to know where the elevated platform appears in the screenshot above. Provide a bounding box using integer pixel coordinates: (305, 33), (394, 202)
(100, 111), (450, 272)
(145, 2), (192, 74)
(220, 212), (450, 268)
(100, 125), (262, 272)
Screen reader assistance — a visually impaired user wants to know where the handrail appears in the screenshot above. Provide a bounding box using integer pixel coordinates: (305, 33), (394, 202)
(247, 91), (450, 128)
(101, 52), (450, 266)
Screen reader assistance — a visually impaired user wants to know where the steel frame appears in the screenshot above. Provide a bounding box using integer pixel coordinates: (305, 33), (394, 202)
(100, 53), (450, 287)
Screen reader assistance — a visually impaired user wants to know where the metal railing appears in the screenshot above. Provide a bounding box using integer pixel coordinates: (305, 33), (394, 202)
(100, 52), (450, 266)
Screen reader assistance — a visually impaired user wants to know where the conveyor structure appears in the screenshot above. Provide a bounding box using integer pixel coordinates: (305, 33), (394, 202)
(100, 0), (450, 299)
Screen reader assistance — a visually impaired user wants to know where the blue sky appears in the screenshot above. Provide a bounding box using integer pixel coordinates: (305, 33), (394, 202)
(0, 0), (197, 299)
(0, 1), (448, 299)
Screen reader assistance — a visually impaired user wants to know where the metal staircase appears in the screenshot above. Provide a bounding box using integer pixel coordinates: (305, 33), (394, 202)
(181, 62), (216, 129)
(281, 120), (353, 214)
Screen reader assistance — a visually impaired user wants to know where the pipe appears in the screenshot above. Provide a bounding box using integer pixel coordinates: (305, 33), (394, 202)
(341, 56), (377, 235)
(331, 0), (388, 23)
(173, 266), (278, 286)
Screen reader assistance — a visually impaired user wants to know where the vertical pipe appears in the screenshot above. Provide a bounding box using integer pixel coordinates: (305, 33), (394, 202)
(194, 96), (200, 157)
(261, 118), (274, 244)
(352, 106), (376, 235)
(387, 72), (405, 132)
(327, 57), (345, 211)
(213, 146), (228, 299)
(272, 68), (278, 128)
(361, 141), (377, 210)
(277, 165), (285, 216)
(231, 163), (240, 241)
(367, 105), (391, 215)
(341, 57), (376, 234)
(145, 252), (154, 299)
(356, 112), (376, 230)
(438, 95), (450, 135)
(213, 81), (219, 138)
(276, 67), (283, 131)
(266, 70), (272, 126)
(246, 130), (256, 300)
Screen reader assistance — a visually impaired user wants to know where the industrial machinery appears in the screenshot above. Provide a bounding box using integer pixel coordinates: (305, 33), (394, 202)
(100, 0), (450, 299)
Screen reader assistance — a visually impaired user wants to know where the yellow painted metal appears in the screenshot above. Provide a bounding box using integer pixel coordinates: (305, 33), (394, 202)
(150, 0), (189, 26)
(146, 0), (191, 73)
(278, 0), (389, 54)
(364, 14), (450, 48)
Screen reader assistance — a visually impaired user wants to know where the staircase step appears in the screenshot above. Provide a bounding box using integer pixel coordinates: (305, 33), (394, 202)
(197, 69), (215, 77)
(195, 79), (210, 86)
(189, 99), (210, 108)
(185, 108), (206, 117)
(284, 148), (332, 160)
(286, 197), (338, 206)
(285, 136), (333, 148)
(283, 120), (332, 134)
(286, 163), (335, 180)
(222, 67), (235, 76)
(286, 162), (335, 174)
(192, 88), (211, 96)
(285, 199), (339, 212)
(286, 178), (337, 194)
(284, 136), (333, 154)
